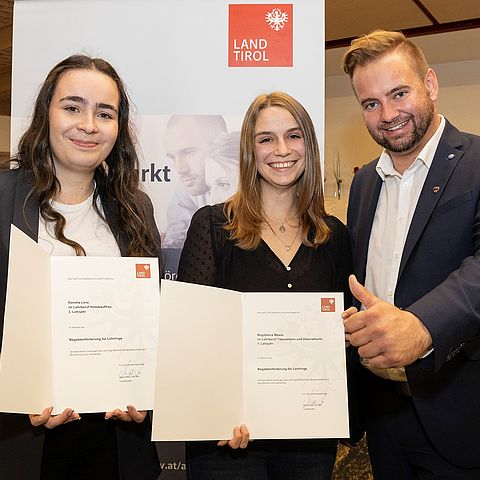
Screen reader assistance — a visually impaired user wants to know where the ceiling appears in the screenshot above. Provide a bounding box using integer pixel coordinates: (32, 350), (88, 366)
(0, 0), (479, 116)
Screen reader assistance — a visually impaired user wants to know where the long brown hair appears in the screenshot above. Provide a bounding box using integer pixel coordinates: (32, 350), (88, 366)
(225, 91), (330, 250)
(11, 54), (160, 257)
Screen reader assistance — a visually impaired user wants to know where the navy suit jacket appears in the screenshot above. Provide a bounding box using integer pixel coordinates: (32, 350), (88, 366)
(0, 168), (161, 480)
(348, 119), (480, 468)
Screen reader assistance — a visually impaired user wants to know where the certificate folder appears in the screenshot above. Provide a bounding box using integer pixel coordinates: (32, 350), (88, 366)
(0, 225), (160, 414)
(153, 280), (349, 441)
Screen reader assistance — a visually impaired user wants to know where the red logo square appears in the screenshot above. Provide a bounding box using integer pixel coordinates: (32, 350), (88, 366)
(229, 4), (293, 67)
(136, 264), (151, 279)
(321, 298), (336, 313)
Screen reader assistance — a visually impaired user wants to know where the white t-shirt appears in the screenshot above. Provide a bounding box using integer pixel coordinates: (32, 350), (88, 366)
(38, 192), (121, 257)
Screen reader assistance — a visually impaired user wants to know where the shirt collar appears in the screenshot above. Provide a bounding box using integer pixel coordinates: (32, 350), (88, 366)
(376, 115), (446, 180)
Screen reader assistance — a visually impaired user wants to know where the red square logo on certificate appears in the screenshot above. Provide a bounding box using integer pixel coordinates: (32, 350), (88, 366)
(136, 264), (151, 279)
(321, 298), (336, 313)
(228, 4), (293, 67)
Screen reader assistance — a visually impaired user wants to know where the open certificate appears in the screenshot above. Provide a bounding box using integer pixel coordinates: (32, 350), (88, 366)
(153, 280), (349, 441)
(0, 225), (160, 414)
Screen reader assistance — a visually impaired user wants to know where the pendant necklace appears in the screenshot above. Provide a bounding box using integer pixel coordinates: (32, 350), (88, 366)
(264, 218), (300, 251)
(264, 212), (293, 234)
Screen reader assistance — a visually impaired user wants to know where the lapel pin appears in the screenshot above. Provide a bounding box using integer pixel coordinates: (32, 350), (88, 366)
(447, 153), (455, 159)
(433, 186), (440, 193)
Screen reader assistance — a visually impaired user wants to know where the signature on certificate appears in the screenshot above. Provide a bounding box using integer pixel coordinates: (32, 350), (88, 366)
(302, 391), (326, 410)
(118, 360), (144, 382)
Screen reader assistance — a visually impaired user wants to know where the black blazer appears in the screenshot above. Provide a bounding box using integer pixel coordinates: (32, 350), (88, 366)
(0, 168), (161, 479)
(347, 119), (480, 468)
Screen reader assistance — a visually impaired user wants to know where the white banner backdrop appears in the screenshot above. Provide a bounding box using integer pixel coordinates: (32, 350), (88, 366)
(12, 1), (324, 477)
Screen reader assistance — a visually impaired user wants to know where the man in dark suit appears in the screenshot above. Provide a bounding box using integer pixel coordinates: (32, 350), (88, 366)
(342, 30), (480, 479)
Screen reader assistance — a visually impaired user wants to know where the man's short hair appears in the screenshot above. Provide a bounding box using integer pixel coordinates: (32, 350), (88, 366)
(343, 29), (429, 80)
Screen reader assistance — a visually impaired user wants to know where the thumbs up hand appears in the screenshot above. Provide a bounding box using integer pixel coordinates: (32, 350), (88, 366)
(342, 275), (432, 368)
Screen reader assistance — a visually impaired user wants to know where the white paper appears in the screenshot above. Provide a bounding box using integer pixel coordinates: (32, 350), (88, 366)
(153, 280), (349, 441)
(0, 225), (53, 413)
(0, 225), (160, 414)
(154, 280), (243, 441)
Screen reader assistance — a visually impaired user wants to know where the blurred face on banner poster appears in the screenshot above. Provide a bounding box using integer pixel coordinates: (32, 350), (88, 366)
(205, 159), (238, 204)
(205, 130), (240, 204)
(161, 115), (240, 249)
(164, 116), (215, 197)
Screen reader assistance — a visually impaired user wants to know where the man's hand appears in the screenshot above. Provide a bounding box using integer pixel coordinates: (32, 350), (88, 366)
(342, 275), (432, 368)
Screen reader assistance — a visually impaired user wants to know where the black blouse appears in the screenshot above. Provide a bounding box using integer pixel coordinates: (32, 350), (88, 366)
(177, 204), (363, 444)
(177, 204), (352, 306)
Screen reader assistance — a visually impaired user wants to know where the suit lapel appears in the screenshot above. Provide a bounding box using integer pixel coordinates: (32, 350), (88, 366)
(398, 121), (463, 279)
(355, 169), (382, 283)
(12, 171), (39, 240)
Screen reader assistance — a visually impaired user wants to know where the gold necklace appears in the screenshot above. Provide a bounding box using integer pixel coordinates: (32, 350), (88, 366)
(264, 218), (300, 251)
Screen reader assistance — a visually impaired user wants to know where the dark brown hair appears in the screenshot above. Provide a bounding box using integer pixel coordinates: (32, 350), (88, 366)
(11, 54), (160, 257)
